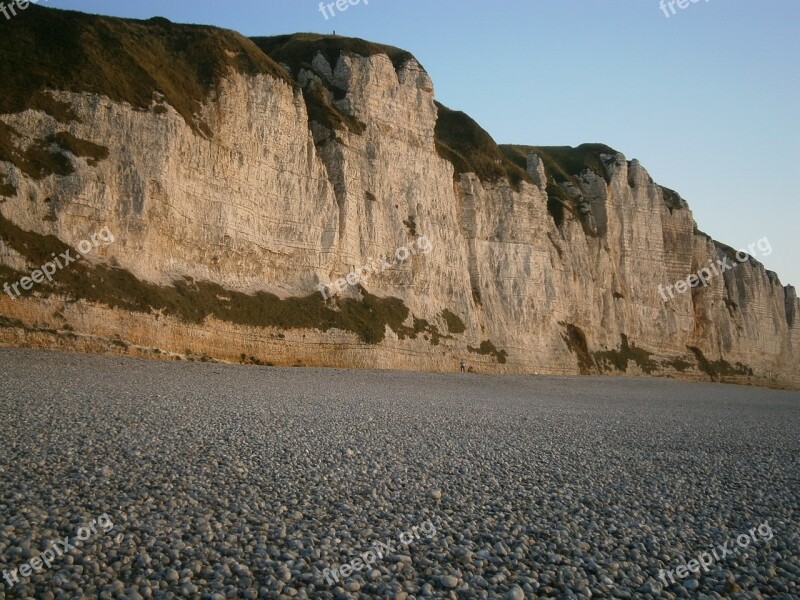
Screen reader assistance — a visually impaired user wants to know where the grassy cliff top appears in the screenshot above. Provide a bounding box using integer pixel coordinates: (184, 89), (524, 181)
(0, 6), (291, 134)
(250, 33), (419, 75)
(433, 109), (619, 190)
(501, 143), (620, 185)
(500, 144), (620, 228)
(434, 102), (531, 187)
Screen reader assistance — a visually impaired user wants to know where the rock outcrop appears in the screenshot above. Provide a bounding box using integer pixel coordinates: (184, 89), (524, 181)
(1, 7), (797, 388)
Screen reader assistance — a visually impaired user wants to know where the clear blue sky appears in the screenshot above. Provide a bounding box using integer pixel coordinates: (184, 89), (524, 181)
(45, 0), (800, 287)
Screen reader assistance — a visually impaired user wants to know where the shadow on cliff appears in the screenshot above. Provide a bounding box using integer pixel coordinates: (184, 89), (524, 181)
(0, 213), (443, 346)
(562, 323), (756, 385)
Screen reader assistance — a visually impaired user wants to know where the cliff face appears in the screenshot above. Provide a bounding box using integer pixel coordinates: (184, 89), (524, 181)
(0, 8), (797, 388)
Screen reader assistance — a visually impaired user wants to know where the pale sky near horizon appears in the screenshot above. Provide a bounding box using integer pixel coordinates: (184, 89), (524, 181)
(38, 0), (800, 287)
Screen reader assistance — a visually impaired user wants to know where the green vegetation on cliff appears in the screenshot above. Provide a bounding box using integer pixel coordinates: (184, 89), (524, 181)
(251, 33), (417, 76)
(501, 143), (618, 227)
(434, 102), (531, 187)
(501, 143), (617, 185)
(0, 6), (291, 134)
(0, 123), (109, 181)
(0, 212), (413, 344)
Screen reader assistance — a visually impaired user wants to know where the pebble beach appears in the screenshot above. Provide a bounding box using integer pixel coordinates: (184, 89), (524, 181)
(0, 348), (798, 599)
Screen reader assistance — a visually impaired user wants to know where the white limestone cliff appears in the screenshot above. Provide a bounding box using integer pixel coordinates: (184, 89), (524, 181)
(0, 35), (797, 388)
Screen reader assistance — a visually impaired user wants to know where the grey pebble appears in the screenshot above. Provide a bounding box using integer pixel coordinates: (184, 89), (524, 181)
(0, 349), (797, 599)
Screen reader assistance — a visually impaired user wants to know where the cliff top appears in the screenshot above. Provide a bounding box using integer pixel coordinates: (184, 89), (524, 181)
(502, 144), (619, 184)
(0, 6), (687, 210)
(251, 33), (420, 76)
(0, 6), (291, 135)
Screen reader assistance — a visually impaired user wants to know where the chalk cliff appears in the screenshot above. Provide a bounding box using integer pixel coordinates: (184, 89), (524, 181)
(1, 7), (797, 388)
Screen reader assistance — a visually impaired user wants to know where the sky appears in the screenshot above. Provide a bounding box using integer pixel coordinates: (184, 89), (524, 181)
(43, 0), (800, 287)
